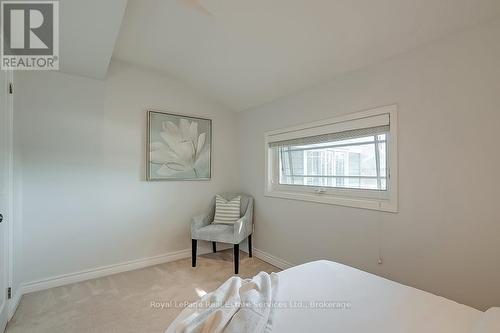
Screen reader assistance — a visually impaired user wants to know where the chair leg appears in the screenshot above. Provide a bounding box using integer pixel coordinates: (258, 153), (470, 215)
(192, 239), (197, 267)
(212, 242), (217, 253)
(248, 235), (252, 258)
(234, 244), (239, 274)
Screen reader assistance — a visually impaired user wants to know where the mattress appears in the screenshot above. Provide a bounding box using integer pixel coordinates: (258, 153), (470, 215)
(270, 260), (481, 333)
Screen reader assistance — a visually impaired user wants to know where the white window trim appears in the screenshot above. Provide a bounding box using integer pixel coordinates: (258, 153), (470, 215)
(264, 104), (398, 213)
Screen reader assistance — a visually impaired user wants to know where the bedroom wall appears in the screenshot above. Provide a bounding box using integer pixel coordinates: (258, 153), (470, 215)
(238, 19), (500, 310)
(13, 60), (239, 284)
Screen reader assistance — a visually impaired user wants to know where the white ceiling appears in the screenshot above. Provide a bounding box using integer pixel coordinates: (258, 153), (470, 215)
(59, 0), (127, 79)
(113, 0), (500, 111)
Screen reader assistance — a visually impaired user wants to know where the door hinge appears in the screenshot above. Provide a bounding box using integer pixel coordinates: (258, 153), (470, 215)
(7, 287), (12, 299)
(9, 83), (13, 94)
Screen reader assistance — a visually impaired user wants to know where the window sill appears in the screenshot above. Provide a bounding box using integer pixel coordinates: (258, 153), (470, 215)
(264, 189), (398, 213)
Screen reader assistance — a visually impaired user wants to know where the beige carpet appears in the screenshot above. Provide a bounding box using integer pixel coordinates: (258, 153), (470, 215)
(6, 250), (279, 333)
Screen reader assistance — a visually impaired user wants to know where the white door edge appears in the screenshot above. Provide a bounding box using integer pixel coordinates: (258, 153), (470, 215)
(0, 69), (15, 330)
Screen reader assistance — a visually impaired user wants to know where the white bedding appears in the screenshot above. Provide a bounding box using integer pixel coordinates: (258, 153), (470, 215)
(166, 272), (278, 333)
(270, 260), (481, 333)
(166, 260), (485, 333)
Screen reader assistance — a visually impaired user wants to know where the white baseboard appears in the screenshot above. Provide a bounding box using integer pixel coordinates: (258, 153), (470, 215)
(8, 288), (21, 321)
(19, 247), (290, 296)
(253, 248), (294, 270)
(18, 242), (232, 296)
(22, 244), (229, 295)
(0, 300), (7, 333)
(8, 244), (290, 323)
(21, 249), (192, 295)
(8, 244), (231, 321)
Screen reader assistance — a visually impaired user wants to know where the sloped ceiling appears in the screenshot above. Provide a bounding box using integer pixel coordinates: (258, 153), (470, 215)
(112, 0), (500, 110)
(58, 0), (128, 79)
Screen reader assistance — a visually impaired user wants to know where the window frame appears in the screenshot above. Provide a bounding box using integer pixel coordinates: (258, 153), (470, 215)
(264, 105), (398, 212)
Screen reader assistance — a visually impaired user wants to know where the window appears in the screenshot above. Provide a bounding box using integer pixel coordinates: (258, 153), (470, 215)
(265, 105), (398, 212)
(278, 134), (387, 190)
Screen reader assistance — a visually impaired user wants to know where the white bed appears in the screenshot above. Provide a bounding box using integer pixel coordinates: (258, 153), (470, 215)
(167, 260), (499, 333)
(270, 260), (482, 332)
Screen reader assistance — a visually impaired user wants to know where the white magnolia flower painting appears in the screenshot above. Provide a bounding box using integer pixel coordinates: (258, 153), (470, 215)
(147, 111), (211, 180)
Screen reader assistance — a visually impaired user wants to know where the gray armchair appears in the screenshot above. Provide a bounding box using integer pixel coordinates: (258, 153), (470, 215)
(191, 193), (254, 274)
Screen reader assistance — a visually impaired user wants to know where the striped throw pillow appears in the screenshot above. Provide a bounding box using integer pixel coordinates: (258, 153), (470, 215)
(213, 195), (241, 224)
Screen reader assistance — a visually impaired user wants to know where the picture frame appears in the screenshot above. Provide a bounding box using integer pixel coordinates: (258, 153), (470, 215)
(146, 110), (212, 181)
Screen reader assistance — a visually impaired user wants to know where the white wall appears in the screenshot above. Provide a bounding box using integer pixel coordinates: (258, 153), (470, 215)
(14, 60), (239, 283)
(238, 19), (500, 310)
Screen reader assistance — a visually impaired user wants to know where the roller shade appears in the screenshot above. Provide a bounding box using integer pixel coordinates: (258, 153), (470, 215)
(268, 113), (390, 148)
(269, 125), (389, 148)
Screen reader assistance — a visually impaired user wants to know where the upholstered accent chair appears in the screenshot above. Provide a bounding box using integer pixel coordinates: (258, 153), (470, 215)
(191, 193), (254, 274)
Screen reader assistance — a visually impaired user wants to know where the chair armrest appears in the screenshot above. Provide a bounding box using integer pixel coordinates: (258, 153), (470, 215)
(234, 215), (252, 241)
(191, 213), (212, 234)
(234, 197), (254, 241)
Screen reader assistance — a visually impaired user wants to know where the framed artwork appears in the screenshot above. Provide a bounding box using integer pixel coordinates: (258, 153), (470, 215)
(147, 110), (212, 181)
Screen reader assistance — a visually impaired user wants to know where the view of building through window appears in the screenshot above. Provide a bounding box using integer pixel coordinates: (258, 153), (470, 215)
(279, 134), (387, 190)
